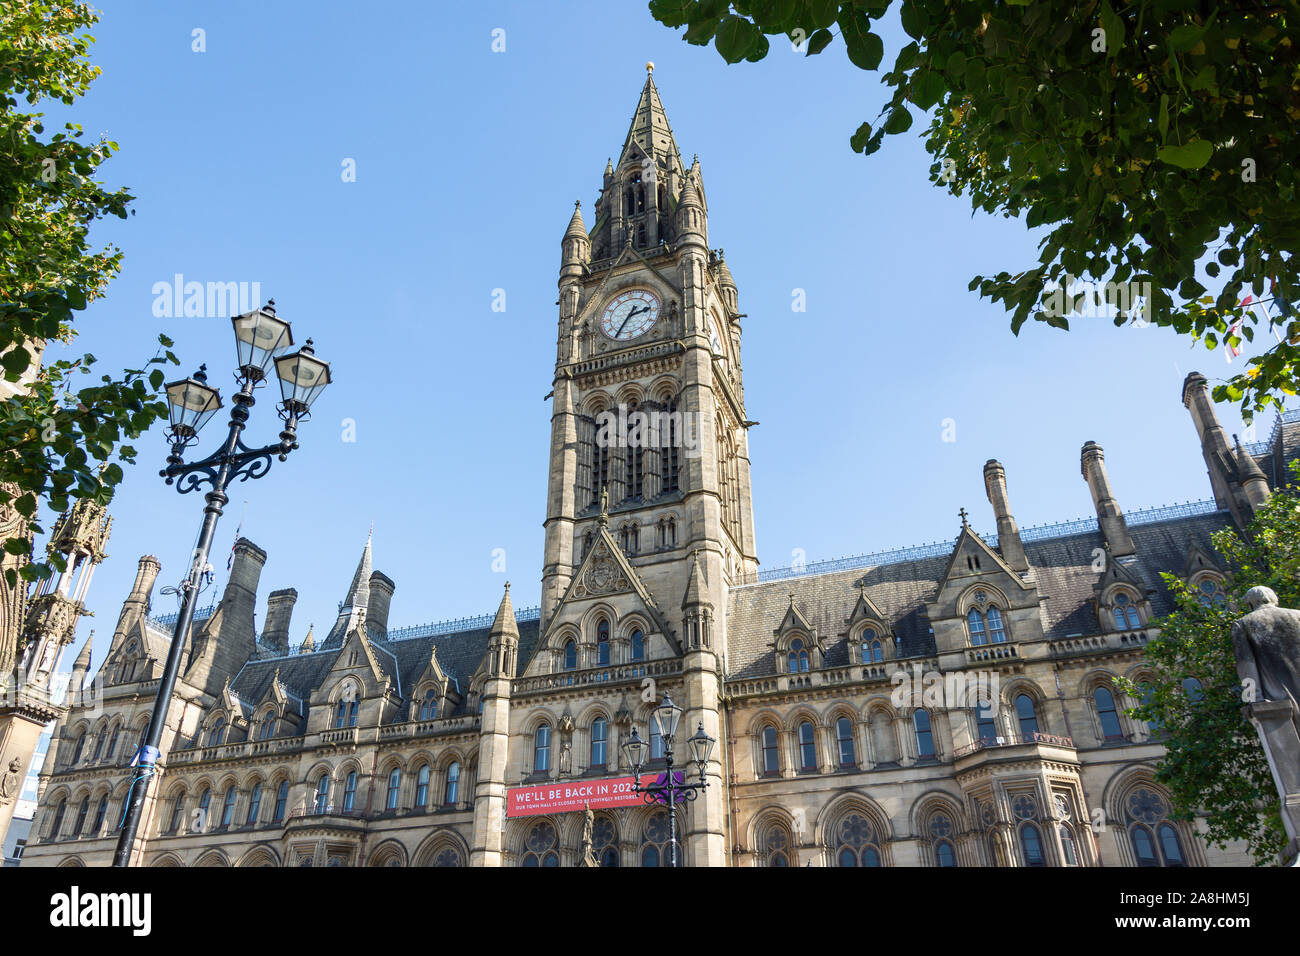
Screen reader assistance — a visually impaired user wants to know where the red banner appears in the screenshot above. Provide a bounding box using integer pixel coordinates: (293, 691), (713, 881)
(507, 775), (644, 817)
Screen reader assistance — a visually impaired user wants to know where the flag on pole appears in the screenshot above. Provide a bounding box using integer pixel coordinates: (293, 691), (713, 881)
(226, 502), (248, 570)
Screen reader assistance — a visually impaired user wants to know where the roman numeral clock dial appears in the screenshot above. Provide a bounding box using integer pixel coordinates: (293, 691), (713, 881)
(600, 289), (660, 341)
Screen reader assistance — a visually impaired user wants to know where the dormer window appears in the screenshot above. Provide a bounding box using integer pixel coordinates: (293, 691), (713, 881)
(861, 627), (884, 664)
(1112, 592), (1141, 630)
(419, 689), (439, 721)
(205, 716), (226, 748)
(788, 638), (810, 673)
(1195, 578), (1226, 607)
(967, 599), (1007, 646)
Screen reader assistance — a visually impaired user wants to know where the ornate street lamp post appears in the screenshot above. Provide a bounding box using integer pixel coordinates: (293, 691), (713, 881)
(620, 693), (715, 867)
(112, 302), (330, 867)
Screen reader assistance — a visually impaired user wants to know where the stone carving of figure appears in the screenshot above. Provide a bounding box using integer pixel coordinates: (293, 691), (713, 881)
(0, 758), (22, 801)
(1231, 586), (1300, 734)
(559, 741), (572, 776)
(579, 803), (599, 867)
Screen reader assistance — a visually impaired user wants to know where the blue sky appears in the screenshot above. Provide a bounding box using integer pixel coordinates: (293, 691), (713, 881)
(44, 1), (1283, 669)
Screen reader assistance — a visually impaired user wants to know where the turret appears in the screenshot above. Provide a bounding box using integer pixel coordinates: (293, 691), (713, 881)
(1080, 442), (1136, 557)
(471, 583), (519, 866)
(1234, 434), (1271, 510)
(675, 165), (707, 250)
(681, 550), (714, 650)
(716, 254), (738, 316)
(982, 460), (1029, 572)
(560, 200), (589, 278)
(1182, 372), (1236, 509)
(111, 555), (159, 647)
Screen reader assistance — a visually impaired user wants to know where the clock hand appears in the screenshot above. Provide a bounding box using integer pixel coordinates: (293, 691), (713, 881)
(615, 305), (648, 338)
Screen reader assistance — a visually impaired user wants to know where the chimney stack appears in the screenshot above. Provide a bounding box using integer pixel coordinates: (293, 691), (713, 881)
(261, 588), (297, 656)
(1182, 372), (1235, 509)
(1081, 442), (1136, 557)
(982, 460), (1029, 572)
(368, 571), (395, 640)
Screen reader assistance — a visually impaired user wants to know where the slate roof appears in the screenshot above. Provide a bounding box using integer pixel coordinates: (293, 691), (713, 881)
(724, 510), (1234, 681)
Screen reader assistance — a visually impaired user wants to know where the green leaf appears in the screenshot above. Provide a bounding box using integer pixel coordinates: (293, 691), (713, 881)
(1100, 0), (1124, 57)
(837, 9), (883, 71)
(1, 347), (31, 377)
(1157, 93), (1169, 143)
(884, 106), (913, 134)
(912, 70), (946, 111)
(1169, 24), (1204, 53)
(1157, 139), (1214, 169)
(714, 15), (761, 64)
(805, 28), (833, 56)
(899, 0), (928, 40)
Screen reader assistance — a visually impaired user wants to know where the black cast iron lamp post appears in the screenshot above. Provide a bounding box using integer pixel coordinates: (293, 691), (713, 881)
(112, 301), (330, 867)
(620, 693), (715, 867)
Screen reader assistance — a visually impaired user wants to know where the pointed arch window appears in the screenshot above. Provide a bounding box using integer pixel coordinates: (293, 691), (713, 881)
(167, 792), (185, 834)
(415, 764), (430, 807)
(798, 721), (818, 772)
(630, 629), (645, 662)
(92, 728), (106, 761)
(522, 820), (559, 867)
(1196, 579), (1226, 607)
(626, 410), (644, 499)
(931, 814), (957, 867)
(73, 797), (89, 837)
(1015, 694), (1040, 737)
(1020, 822), (1046, 866)
(760, 725), (779, 775)
(342, 771), (357, 811)
(534, 724), (552, 774)
(386, 767), (401, 810)
(420, 689), (439, 721)
(272, 780), (288, 823)
(206, 717), (225, 748)
(220, 785), (237, 827)
(197, 787), (211, 828)
(1059, 823), (1080, 866)
(975, 701), (998, 744)
(1182, 677), (1204, 702)
(1126, 786), (1186, 866)
(967, 609), (986, 646)
(314, 773), (331, 814)
(444, 762), (461, 806)
(591, 718), (608, 768)
(660, 397), (680, 493)
(760, 821), (790, 867)
(247, 782), (262, 825)
(649, 720), (665, 761)
(836, 716), (856, 767)
(596, 619), (611, 665)
(1113, 591), (1142, 629)
(562, 640), (577, 672)
(787, 638), (810, 673)
(834, 813), (883, 867)
(92, 795), (108, 834)
(49, 799), (67, 839)
(862, 627), (884, 664)
(986, 606), (1006, 642)
(641, 810), (675, 867)
(1095, 687), (1124, 740)
(914, 708), (935, 759)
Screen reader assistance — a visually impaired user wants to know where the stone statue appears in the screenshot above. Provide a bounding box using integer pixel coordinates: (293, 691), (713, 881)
(0, 758), (21, 802)
(559, 741), (572, 776)
(578, 803), (600, 868)
(1231, 586), (1300, 863)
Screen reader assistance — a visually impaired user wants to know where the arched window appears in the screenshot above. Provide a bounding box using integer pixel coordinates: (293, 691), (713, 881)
(626, 412), (644, 499)
(386, 768), (401, 810)
(1182, 677), (1204, 702)
(197, 787), (211, 828)
(833, 813), (883, 866)
(761, 725), (779, 775)
(258, 715), (275, 740)
(630, 629), (644, 662)
(760, 821), (790, 867)
(641, 811), (674, 867)
(1094, 687), (1124, 740)
(70, 732), (85, 765)
(787, 638), (809, 673)
(521, 820), (559, 867)
(835, 717), (856, 767)
(591, 718), (608, 768)
(50, 799), (67, 839)
(914, 709), (935, 759)
(931, 813), (957, 867)
(660, 397), (680, 492)
(594, 815), (619, 867)
(1059, 823), (1079, 866)
(975, 701), (998, 743)
(562, 640), (577, 672)
(798, 721), (817, 772)
(1139, 682), (1161, 733)
(415, 764), (430, 807)
(986, 606), (1007, 643)
(1196, 579), (1226, 606)
(1020, 822), (1046, 866)
(534, 724), (551, 774)
(92, 729), (105, 761)
(649, 720), (665, 760)
(313, 773), (330, 814)
(1126, 787), (1186, 866)
(220, 786), (237, 827)
(167, 793), (185, 834)
(419, 689), (438, 721)
(92, 795), (108, 834)
(106, 724), (120, 760)
(444, 762), (461, 806)
(967, 609), (986, 646)
(596, 619), (611, 665)
(247, 782), (262, 825)
(1015, 694), (1039, 737)
(342, 771), (357, 812)
(1113, 591), (1141, 629)
(272, 780), (288, 823)
(206, 717), (225, 748)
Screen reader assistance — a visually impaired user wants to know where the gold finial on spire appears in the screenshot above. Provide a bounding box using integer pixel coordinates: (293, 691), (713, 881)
(646, 61), (655, 73)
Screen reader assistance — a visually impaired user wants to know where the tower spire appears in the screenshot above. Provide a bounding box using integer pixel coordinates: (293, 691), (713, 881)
(617, 66), (683, 175)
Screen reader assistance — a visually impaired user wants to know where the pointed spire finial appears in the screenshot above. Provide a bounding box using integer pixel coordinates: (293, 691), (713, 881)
(959, 507), (969, 529)
(646, 61), (654, 73)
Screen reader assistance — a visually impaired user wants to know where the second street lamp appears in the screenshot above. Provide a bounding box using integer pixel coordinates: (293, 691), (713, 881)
(112, 300), (330, 867)
(621, 693), (715, 867)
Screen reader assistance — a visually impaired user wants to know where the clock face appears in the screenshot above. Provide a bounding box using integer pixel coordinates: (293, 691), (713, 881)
(600, 289), (660, 341)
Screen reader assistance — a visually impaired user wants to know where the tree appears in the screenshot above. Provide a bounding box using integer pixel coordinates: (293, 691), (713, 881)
(1117, 460), (1300, 866)
(648, 1), (1300, 420)
(0, 1), (176, 590)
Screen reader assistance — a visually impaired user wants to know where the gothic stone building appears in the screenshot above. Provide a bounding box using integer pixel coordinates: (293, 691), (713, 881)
(23, 70), (1300, 868)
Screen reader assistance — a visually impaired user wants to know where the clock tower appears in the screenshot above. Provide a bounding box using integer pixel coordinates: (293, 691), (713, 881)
(535, 66), (755, 866)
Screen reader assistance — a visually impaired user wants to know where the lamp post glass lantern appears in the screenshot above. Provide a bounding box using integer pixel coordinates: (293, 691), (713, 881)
(621, 693), (714, 867)
(111, 302), (329, 867)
